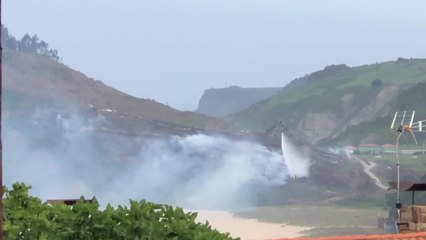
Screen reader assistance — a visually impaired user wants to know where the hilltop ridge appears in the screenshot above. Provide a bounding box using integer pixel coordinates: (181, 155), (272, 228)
(227, 59), (426, 145)
(3, 48), (231, 136)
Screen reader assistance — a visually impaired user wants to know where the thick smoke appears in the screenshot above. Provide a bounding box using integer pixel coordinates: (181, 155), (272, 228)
(281, 133), (310, 178)
(4, 108), (290, 209)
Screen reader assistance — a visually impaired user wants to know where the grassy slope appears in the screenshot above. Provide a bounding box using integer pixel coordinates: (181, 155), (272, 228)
(227, 59), (426, 143)
(358, 152), (426, 183)
(327, 81), (426, 146)
(3, 49), (229, 131)
(235, 205), (386, 227)
(268, 59), (426, 108)
(234, 205), (387, 237)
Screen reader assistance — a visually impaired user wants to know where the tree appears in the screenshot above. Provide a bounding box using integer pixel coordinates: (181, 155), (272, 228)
(18, 34), (32, 53)
(371, 79), (383, 89)
(38, 40), (49, 55)
(1, 25), (60, 61)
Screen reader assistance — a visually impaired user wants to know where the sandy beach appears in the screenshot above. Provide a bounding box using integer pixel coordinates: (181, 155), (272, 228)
(193, 210), (312, 240)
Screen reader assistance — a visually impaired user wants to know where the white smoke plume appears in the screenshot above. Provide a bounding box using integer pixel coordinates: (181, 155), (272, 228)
(4, 109), (289, 209)
(281, 133), (310, 178)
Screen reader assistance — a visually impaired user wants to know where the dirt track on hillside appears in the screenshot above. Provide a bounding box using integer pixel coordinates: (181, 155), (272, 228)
(354, 156), (388, 190)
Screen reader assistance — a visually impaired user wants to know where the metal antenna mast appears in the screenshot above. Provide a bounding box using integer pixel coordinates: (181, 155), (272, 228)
(390, 111), (426, 226)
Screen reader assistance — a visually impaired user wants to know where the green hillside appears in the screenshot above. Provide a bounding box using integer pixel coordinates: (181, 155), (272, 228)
(327, 82), (426, 146)
(227, 59), (426, 145)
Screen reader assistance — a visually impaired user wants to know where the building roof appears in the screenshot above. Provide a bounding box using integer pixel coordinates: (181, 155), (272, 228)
(345, 145), (356, 150)
(388, 181), (426, 191)
(46, 199), (94, 206)
(382, 144), (395, 148)
(273, 231), (426, 240)
(358, 144), (380, 147)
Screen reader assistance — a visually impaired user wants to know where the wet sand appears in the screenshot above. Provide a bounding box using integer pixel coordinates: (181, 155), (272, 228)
(193, 210), (312, 240)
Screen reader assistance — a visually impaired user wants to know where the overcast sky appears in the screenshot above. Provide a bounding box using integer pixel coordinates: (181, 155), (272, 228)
(4, 0), (426, 110)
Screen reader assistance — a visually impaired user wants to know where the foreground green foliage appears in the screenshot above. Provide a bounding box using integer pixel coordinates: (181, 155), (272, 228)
(4, 183), (237, 240)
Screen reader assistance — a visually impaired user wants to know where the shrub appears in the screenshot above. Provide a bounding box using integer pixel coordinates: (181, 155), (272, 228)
(3, 182), (238, 240)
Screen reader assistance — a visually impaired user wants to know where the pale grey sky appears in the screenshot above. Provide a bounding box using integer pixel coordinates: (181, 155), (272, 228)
(4, 0), (426, 110)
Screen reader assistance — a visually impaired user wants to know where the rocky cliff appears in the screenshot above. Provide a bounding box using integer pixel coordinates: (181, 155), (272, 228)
(196, 86), (280, 117)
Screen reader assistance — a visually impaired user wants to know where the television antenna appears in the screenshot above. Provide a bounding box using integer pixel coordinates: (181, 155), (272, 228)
(390, 111), (426, 221)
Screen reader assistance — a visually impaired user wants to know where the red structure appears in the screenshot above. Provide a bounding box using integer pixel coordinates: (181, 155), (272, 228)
(274, 231), (426, 240)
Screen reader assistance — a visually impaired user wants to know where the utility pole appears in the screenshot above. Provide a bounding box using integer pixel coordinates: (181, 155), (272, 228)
(0, 0), (3, 238)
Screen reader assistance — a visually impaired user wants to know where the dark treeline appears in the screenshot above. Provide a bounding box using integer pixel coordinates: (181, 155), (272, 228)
(1, 25), (60, 61)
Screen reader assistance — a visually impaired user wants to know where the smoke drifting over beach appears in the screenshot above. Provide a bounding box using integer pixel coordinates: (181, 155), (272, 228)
(4, 108), (308, 208)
